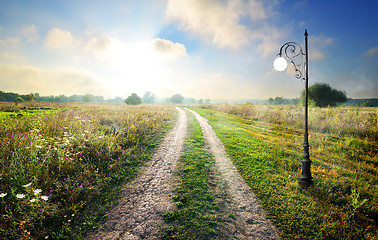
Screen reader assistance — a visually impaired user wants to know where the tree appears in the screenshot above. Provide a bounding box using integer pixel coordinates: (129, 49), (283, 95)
(273, 97), (284, 105)
(142, 91), (155, 104)
(15, 97), (24, 105)
(83, 94), (94, 103)
(171, 94), (184, 104)
(125, 93), (142, 105)
(300, 82), (347, 107)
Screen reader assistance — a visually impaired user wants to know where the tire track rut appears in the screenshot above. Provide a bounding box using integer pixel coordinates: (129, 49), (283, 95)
(86, 107), (187, 240)
(187, 108), (280, 240)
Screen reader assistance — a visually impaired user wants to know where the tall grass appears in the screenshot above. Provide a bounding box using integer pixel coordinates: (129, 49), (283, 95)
(200, 104), (377, 139)
(0, 103), (175, 239)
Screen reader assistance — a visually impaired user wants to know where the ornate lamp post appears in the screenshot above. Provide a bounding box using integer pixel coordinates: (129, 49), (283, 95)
(273, 29), (313, 186)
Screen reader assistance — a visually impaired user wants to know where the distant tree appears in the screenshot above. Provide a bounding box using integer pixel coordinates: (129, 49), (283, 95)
(358, 100), (376, 107)
(142, 91), (155, 104)
(22, 93), (35, 102)
(171, 94), (184, 104)
(273, 97), (284, 105)
(300, 82), (347, 107)
(125, 93), (142, 105)
(268, 98), (274, 105)
(83, 94), (94, 103)
(15, 97), (24, 105)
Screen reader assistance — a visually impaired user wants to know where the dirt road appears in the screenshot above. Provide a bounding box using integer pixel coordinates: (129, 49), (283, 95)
(87, 107), (280, 239)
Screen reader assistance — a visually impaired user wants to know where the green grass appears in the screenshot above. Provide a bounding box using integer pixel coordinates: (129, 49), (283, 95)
(162, 110), (217, 240)
(192, 107), (377, 240)
(0, 103), (175, 239)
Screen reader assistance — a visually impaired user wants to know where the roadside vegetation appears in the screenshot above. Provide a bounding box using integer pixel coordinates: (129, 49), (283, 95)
(163, 110), (217, 240)
(193, 104), (377, 239)
(0, 102), (175, 239)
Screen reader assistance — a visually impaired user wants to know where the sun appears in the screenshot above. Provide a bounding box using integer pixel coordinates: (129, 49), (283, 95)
(99, 39), (166, 97)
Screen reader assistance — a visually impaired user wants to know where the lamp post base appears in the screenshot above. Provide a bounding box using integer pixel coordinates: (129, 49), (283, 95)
(299, 157), (313, 187)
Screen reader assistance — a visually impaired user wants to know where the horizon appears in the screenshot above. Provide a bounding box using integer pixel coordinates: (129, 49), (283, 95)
(1, 0), (377, 99)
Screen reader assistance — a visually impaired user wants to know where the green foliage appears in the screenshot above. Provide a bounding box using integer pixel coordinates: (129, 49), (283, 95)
(125, 93), (142, 105)
(0, 103), (174, 239)
(193, 106), (377, 239)
(170, 94), (184, 104)
(300, 82), (347, 107)
(358, 99), (378, 107)
(142, 91), (155, 104)
(162, 111), (217, 240)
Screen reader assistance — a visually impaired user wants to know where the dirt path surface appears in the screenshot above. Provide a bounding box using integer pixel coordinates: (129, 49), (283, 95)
(187, 109), (281, 240)
(86, 107), (187, 240)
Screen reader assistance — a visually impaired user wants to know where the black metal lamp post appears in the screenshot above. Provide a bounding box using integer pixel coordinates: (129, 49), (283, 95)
(273, 29), (313, 186)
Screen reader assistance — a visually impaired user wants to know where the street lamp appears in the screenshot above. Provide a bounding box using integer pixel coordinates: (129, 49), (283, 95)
(273, 29), (313, 186)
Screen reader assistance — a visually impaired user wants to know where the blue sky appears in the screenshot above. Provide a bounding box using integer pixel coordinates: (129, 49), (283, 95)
(0, 0), (377, 99)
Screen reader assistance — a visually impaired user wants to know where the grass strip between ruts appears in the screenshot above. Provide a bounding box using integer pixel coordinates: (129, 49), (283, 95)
(162, 109), (218, 240)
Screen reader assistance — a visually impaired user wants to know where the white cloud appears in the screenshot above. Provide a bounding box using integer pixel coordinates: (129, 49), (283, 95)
(84, 35), (112, 59)
(363, 46), (378, 57)
(309, 34), (335, 60)
(165, 0), (273, 50)
(0, 52), (25, 62)
(150, 38), (187, 58)
(0, 37), (19, 45)
(22, 24), (39, 42)
(44, 28), (74, 49)
(0, 63), (105, 96)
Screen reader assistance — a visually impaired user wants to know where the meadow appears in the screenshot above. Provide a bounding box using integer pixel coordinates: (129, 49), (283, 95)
(0, 102), (175, 239)
(0, 102), (376, 239)
(193, 104), (377, 239)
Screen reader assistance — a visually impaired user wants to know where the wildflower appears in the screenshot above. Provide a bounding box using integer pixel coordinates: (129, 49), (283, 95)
(16, 194), (25, 199)
(34, 189), (42, 195)
(0, 193), (7, 198)
(35, 145), (42, 149)
(30, 198), (36, 203)
(84, 130), (89, 133)
(41, 196), (49, 201)
(23, 182), (32, 187)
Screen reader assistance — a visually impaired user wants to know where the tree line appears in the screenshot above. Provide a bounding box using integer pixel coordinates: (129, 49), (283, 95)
(1, 83), (376, 107)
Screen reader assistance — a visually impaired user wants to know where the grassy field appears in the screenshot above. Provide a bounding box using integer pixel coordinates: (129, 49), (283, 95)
(0, 102), (175, 239)
(193, 104), (377, 239)
(1, 102), (376, 239)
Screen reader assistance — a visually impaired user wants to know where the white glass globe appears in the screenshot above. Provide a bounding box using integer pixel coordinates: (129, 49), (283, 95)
(273, 57), (288, 71)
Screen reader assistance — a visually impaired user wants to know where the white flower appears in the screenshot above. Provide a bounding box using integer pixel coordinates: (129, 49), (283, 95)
(35, 145), (42, 149)
(30, 198), (36, 203)
(34, 189), (42, 195)
(23, 182), (32, 187)
(84, 130), (89, 133)
(0, 193), (7, 198)
(41, 196), (49, 201)
(16, 194), (25, 199)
